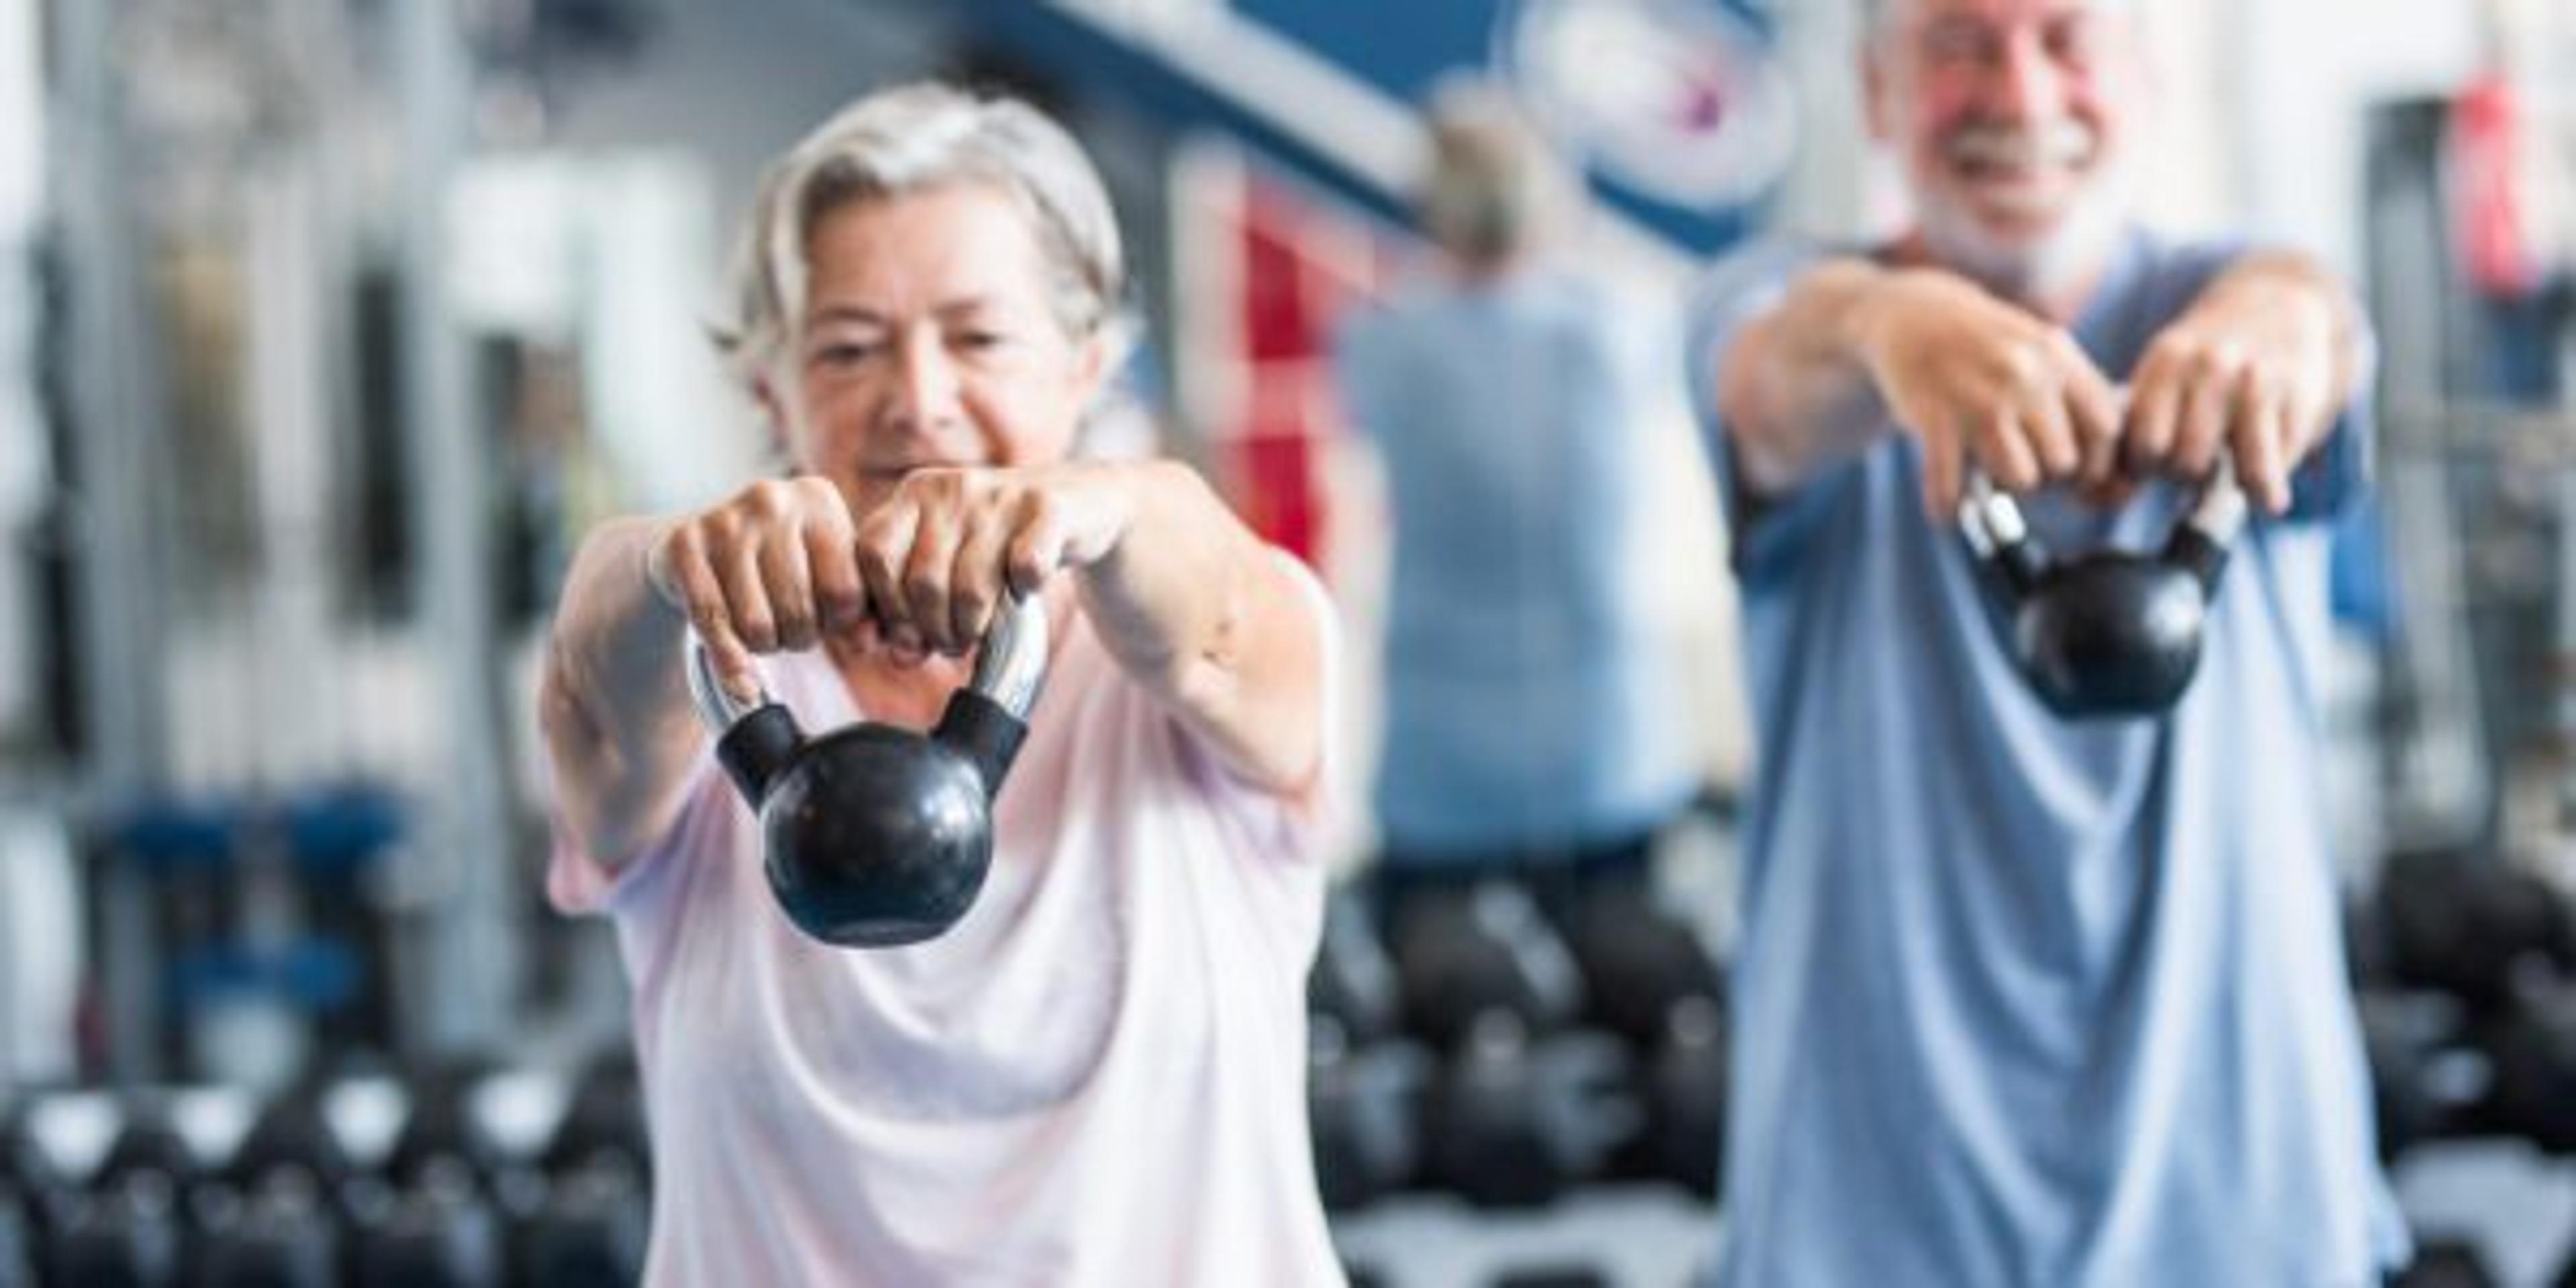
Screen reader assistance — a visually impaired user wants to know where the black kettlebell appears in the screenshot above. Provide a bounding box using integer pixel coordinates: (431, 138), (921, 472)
(1957, 466), (2247, 718)
(689, 595), (1049, 947)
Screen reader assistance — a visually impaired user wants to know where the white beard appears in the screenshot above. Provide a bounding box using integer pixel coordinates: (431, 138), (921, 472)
(1915, 121), (2135, 309)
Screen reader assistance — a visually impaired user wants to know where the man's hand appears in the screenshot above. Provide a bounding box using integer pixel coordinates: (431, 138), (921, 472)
(1849, 268), (2125, 518)
(2122, 254), (2354, 515)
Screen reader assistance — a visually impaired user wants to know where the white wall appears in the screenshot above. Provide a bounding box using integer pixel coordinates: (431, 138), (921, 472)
(2232, 0), (2483, 275)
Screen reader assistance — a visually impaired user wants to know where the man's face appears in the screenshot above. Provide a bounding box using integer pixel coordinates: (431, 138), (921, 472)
(1865, 0), (2147, 297)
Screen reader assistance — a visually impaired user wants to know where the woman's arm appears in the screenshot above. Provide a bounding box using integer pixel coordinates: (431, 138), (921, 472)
(851, 458), (1324, 797)
(537, 517), (706, 872)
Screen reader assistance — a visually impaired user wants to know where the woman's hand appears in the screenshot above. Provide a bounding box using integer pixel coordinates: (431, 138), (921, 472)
(850, 462), (1136, 657)
(645, 464), (1138, 700)
(645, 475), (869, 702)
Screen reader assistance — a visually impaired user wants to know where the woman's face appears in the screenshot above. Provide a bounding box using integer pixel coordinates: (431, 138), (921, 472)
(777, 182), (1106, 513)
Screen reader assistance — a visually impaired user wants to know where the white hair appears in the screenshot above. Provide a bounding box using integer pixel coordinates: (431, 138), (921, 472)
(1411, 78), (1578, 265)
(712, 81), (1130, 391)
(1860, 0), (2136, 40)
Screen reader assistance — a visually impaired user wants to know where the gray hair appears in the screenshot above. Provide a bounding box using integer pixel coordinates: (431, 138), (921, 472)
(712, 81), (1129, 390)
(1860, 0), (2135, 40)
(1413, 78), (1577, 265)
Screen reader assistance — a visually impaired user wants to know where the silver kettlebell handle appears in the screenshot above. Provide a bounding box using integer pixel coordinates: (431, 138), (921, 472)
(683, 592), (1052, 734)
(686, 633), (769, 733)
(1957, 455), (2245, 555)
(1957, 470), (2030, 559)
(2180, 458), (2247, 545)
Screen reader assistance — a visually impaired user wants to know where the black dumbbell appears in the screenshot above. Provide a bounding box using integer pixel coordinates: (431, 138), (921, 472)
(545, 1053), (648, 1185)
(0, 1185), (36, 1287)
(1306, 1018), (1426, 1211)
(1418, 1014), (1627, 1209)
(509, 1166), (648, 1288)
(386, 1061), (516, 1196)
(2358, 989), (2488, 1161)
(203, 1091), (365, 1288)
(351, 1170), (504, 1288)
(1613, 995), (1729, 1201)
(1390, 881), (1585, 1053)
(1311, 892), (1403, 1048)
(508, 1055), (651, 1288)
(231, 1091), (358, 1197)
(2379, 851), (2576, 1015)
(2393, 1236), (2498, 1288)
(195, 1179), (339, 1288)
(1556, 880), (1724, 1053)
(1491, 1267), (1611, 1288)
(44, 1179), (185, 1288)
(46, 1102), (201, 1287)
(2482, 972), (2576, 1152)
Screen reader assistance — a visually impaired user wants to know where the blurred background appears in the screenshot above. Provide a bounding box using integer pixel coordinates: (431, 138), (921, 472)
(0, 0), (2571, 1284)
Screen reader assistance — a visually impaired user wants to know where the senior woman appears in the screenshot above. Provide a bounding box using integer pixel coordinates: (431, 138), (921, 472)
(537, 83), (1342, 1285)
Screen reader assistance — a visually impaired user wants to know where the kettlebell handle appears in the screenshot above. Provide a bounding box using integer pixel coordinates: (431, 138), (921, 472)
(1956, 459), (2247, 586)
(682, 593), (1053, 738)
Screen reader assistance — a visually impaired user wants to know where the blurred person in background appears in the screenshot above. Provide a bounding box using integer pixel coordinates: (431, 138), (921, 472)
(537, 82), (1340, 1285)
(1332, 82), (1701, 935)
(1687, 0), (2394, 1283)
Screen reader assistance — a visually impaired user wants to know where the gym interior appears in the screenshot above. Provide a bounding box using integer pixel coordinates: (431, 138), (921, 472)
(0, 0), (2572, 1284)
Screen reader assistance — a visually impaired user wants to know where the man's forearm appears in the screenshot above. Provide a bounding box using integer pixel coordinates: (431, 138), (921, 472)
(1715, 258), (1903, 496)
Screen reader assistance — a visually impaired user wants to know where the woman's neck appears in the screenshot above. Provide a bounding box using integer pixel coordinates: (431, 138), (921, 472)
(829, 643), (969, 731)
(828, 585), (1079, 730)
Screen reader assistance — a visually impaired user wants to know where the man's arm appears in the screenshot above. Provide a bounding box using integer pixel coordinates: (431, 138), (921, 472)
(2121, 250), (2366, 514)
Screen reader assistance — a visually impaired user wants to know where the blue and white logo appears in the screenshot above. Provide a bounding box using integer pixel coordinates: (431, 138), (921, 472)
(1496, 0), (1797, 208)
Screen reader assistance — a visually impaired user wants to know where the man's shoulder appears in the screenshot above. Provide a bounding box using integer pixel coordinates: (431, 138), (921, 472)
(1694, 236), (1838, 309)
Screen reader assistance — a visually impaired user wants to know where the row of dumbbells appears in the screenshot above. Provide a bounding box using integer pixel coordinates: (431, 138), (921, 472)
(1307, 875), (1729, 1212)
(2353, 849), (2576, 1165)
(0, 1053), (647, 1287)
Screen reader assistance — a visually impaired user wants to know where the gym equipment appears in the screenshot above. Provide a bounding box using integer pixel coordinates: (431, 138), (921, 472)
(1389, 881), (1585, 1053)
(1615, 995), (1729, 1200)
(203, 1093), (360, 1288)
(2377, 849), (2576, 1015)
(2483, 973), (2576, 1152)
(2394, 1237), (2500, 1288)
(351, 1170), (504, 1288)
(544, 1051), (647, 1183)
(230, 1092), (358, 1195)
(0, 1185), (32, 1286)
(502, 1049), (650, 1288)
(1556, 881), (1723, 1053)
(385, 1062), (512, 1193)
(1309, 892), (1402, 1047)
(43, 1179), (184, 1287)
(196, 1180), (339, 1288)
(509, 1166), (647, 1288)
(1957, 467), (2248, 718)
(2357, 989), (2487, 1161)
(1305, 1018), (1426, 1211)
(688, 595), (1049, 948)
(1491, 1267), (1611, 1288)
(1417, 1014), (1627, 1209)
